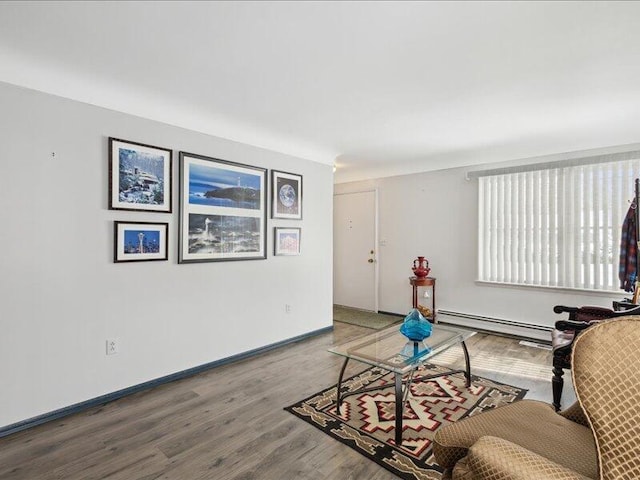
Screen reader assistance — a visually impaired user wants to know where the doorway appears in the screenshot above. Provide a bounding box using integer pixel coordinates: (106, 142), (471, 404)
(333, 190), (378, 311)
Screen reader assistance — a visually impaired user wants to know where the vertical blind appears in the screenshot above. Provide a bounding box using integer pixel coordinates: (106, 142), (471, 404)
(478, 158), (640, 291)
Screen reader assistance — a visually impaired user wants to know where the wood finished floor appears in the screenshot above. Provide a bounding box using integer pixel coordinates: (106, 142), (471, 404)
(0, 322), (573, 480)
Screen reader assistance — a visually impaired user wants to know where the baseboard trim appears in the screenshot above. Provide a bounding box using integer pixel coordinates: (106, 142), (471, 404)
(438, 310), (553, 333)
(377, 309), (551, 342)
(0, 325), (333, 438)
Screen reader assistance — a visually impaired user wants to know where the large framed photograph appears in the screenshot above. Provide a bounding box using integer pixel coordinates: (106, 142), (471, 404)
(109, 137), (172, 212)
(114, 221), (168, 263)
(274, 227), (301, 256)
(271, 170), (302, 219)
(179, 152), (267, 263)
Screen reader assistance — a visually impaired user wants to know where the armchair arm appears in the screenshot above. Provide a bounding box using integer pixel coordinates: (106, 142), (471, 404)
(553, 305), (616, 322)
(554, 304), (640, 326)
(609, 303), (640, 315)
(554, 319), (600, 332)
(463, 436), (592, 480)
(553, 305), (579, 315)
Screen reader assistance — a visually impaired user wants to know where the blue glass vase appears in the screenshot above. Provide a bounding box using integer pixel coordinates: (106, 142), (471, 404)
(400, 308), (432, 341)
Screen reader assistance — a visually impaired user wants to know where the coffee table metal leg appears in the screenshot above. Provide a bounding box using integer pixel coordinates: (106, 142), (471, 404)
(336, 357), (349, 414)
(402, 369), (416, 409)
(462, 341), (471, 387)
(395, 372), (403, 446)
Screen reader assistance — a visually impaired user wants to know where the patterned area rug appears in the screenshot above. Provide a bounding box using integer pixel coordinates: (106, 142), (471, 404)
(285, 364), (527, 480)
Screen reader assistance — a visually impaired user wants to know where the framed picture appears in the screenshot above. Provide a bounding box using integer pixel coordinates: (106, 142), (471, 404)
(274, 227), (301, 256)
(114, 221), (168, 263)
(271, 170), (302, 219)
(178, 152), (267, 263)
(109, 137), (172, 212)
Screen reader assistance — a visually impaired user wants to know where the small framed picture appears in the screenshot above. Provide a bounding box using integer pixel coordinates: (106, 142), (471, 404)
(271, 170), (302, 219)
(109, 137), (173, 212)
(114, 221), (169, 263)
(274, 227), (301, 256)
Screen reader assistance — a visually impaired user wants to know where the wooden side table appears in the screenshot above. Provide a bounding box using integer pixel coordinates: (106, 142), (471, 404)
(410, 276), (436, 322)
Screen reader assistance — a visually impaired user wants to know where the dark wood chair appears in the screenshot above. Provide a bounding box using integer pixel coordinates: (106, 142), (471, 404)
(551, 303), (640, 411)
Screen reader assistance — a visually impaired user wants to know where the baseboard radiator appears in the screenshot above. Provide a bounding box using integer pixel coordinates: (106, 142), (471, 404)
(438, 310), (554, 335)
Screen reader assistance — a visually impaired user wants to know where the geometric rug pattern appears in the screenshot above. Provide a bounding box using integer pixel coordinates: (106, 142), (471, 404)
(285, 364), (527, 480)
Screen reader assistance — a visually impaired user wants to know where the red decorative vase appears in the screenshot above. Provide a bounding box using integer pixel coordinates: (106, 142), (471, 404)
(412, 256), (430, 278)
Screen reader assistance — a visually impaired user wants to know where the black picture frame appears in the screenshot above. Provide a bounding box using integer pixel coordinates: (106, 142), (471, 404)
(109, 137), (173, 213)
(271, 170), (303, 219)
(178, 151), (267, 263)
(114, 221), (169, 263)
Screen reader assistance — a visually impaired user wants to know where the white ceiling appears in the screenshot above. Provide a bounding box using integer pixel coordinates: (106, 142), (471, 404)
(2, 1), (640, 183)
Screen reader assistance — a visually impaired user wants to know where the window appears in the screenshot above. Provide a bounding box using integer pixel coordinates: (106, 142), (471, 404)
(477, 155), (640, 291)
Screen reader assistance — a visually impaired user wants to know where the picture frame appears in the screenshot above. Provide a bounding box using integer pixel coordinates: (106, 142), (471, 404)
(178, 152), (267, 263)
(274, 227), (301, 256)
(271, 170), (302, 219)
(114, 221), (168, 263)
(109, 137), (173, 213)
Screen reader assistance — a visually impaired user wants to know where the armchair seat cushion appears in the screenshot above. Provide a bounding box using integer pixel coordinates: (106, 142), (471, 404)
(433, 400), (597, 479)
(461, 436), (592, 480)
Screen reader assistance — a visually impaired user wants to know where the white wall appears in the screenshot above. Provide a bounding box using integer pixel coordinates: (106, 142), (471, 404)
(335, 167), (623, 340)
(0, 82), (333, 428)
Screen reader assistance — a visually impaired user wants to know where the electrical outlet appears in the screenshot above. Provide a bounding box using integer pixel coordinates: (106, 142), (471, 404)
(106, 338), (119, 355)
(285, 304), (291, 314)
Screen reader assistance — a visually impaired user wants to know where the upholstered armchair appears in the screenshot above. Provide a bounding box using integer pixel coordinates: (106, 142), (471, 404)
(433, 316), (640, 480)
(551, 304), (640, 411)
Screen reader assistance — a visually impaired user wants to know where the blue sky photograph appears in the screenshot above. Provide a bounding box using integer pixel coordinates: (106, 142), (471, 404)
(188, 162), (262, 209)
(124, 229), (160, 246)
(189, 163), (260, 193)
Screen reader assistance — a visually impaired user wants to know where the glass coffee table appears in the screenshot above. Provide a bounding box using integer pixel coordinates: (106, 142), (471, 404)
(329, 323), (476, 446)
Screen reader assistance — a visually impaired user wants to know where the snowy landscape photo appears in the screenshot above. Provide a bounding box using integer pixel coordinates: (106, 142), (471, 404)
(109, 138), (172, 212)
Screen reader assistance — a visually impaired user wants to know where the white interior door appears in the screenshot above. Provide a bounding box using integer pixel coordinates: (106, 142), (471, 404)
(333, 190), (377, 311)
